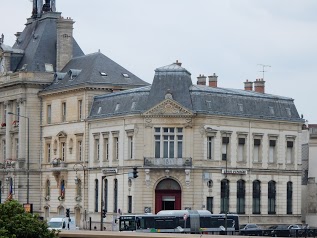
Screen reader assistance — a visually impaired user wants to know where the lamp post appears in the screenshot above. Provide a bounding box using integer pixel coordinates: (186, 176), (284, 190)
(73, 163), (86, 229)
(8, 112), (29, 204)
(100, 175), (107, 231)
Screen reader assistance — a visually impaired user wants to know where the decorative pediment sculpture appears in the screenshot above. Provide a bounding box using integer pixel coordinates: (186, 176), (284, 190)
(143, 98), (194, 118)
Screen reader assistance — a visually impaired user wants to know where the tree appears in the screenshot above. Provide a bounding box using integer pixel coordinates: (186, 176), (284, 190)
(0, 200), (58, 238)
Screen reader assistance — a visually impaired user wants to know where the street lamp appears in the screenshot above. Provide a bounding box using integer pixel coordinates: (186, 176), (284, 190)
(100, 175), (107, 231)
(8, 112), (29, 204)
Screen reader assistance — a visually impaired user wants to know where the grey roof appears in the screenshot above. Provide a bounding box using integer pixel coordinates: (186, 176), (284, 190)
(11, 12), (84, 73)
(42, 52), (149, 92)
(89, 62), (303, 123)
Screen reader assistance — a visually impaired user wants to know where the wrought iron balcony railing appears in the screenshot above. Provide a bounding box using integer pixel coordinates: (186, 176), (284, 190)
(144, 157), (192, 168)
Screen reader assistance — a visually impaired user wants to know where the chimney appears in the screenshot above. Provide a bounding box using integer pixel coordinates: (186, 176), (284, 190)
(197, 74), (207, 86)
(244, 80), (253, 91)
(56, 17), (74, 72)
(175, 60), (182, 67)
(254, 78), (265, 93)
(208, 73), (218, 87)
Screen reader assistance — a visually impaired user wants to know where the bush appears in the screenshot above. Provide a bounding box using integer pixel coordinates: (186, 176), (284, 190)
(0, 200), (58, 238)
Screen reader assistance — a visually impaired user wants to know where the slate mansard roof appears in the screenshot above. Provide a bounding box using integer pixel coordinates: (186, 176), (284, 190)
(3, 10), (148, 92)
(43, 52), (149, 92)
(89, 63), (302, 123)
(11, 12), (84, 73)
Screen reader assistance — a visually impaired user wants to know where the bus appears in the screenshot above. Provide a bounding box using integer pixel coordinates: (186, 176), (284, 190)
(119, 210), (239, 234)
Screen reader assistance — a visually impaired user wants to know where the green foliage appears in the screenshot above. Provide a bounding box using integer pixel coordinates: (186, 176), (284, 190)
(0, 200), (58, 238)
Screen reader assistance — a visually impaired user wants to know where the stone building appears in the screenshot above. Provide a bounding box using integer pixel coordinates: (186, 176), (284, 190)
(87, 62), (304, 229)
(1, 0), (306, 231)
(302, 124), (317, 226)
(0, 0), (147, 225)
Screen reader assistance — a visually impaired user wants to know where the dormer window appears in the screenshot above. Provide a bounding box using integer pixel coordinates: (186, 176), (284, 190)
(97, 107), (102, 114)
(45, 64), (54, 72)
(206, 101), (212, 109)
(54, 72), (67, 83)
(286, 108), (291, 117)
(269, 106), (275, 115)
(68, 69), (82, 80)
(100, 72), (107, 76)
(122, 73), (129, 78)
(131, 102), (136, 110)
(238, 104), (243, 112)
(115, 103), (120, 112)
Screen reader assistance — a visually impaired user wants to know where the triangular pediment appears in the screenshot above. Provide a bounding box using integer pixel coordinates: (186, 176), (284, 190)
(143, 98), (193, 117)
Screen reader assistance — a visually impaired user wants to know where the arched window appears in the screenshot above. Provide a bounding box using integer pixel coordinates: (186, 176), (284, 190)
(237, 180), (245, 214)
(268, 180), (276, 214)
(104, 179), (108, 212)
(46, 180), (50, 197)
(114, 179), (118, 213)
(252, 180), (261, 214)
(60, 180), (65, 199)
(94, 179), (98, 212)
(287, 181), (293, 214)
(221, 179), (229, 213)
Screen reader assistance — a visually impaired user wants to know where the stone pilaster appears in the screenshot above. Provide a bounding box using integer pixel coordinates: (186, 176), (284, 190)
(5, 101), (12, 160)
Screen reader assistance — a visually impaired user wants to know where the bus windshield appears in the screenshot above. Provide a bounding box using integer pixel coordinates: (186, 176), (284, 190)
(119, 216), (136, 231)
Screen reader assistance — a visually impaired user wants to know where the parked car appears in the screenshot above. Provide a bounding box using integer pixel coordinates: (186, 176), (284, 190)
(240, 224), (262, 236)
(270, 224), (302, 237)
(262, 225), (277, 236)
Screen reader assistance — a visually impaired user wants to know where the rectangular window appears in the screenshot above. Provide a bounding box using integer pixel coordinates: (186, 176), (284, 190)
(95, 139), (100, 161)
(128, 196), (132, 213)
(177, 135), (182, 158)
(114, 179), (118, 213)
(62, 102), (66, 122)
(206, 197), (213, 213)
(78, 100), (83, 120)
(286, 141), (294, 163)
(155, 135), (160, 158)
(94, 179), (98, 212)
(47, 143), (51, 163)
(207, 136), (214, 160)
(128, 136), (133, 159)
(61, 142), (66, 161)
(237, 138), (245, 162)
(104, 138), (109, 161)
(253, 139), (261, 162)
(78, 141), (82, 161)
(154, 127), (183, 159)
(115, 137), (119, 160)
(47, 105), (51, 124)
(222, 137), (229, 161)
(269, 140), (276, 163)
(287, 182), (293, 214)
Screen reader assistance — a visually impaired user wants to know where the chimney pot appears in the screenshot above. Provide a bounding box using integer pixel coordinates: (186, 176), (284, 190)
(208, 73), (218, 88)
(244, 80), (253, 91)
(175, 60), (182, 66)
(254, 78), (265, 93)
(197, 74), (207, 86)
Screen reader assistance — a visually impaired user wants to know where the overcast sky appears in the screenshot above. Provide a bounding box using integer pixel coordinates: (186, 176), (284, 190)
(2, 0), (316, 123)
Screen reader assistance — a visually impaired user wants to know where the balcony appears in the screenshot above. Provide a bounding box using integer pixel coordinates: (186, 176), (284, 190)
(144, 157), (192, 168)
(50, 158), (67, 174)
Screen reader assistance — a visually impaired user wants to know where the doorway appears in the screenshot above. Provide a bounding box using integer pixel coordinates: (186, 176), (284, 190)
(155, 179), (181, 214)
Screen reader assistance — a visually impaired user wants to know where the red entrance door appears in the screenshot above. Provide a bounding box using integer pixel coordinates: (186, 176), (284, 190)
(155, 179), (182, 214)
(155, 190), (181, 213)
